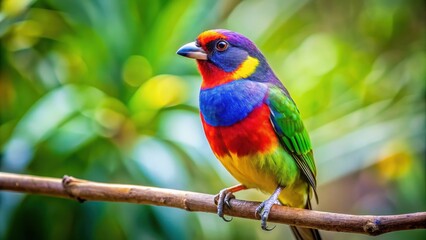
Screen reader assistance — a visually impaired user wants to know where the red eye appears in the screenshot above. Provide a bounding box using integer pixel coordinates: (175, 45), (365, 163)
(215, 40), (228, 51)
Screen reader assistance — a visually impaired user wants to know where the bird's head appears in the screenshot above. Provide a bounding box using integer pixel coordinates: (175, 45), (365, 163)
(177, 29), (275, 89)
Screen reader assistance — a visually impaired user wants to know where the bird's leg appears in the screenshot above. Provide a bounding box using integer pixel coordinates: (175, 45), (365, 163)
(214, 184), (247, 222)
(255, 186), (284, 231)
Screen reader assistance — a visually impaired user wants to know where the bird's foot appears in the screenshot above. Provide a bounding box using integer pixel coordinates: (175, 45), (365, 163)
(214, 189), (236, 222)
(213, 184), (246, 222)
(254, 186), (284, 231)
(255, 198), (277, 231)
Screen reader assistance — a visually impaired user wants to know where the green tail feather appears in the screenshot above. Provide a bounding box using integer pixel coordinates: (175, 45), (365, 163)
(290, 226), (322, 240)
(290, 200), (322, 240)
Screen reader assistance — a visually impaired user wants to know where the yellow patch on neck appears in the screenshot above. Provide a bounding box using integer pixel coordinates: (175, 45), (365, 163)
(232, 56), (259, 80)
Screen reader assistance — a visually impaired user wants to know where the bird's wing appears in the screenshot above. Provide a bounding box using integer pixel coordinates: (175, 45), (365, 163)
(266, 86), (318, 202)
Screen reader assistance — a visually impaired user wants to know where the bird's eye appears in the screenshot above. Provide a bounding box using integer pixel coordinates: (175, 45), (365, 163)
(215, 40), (228, 52)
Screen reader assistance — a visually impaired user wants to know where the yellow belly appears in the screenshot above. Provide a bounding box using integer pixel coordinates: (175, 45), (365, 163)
(220, 153), (277, 192)
(217, 149), (309, 208)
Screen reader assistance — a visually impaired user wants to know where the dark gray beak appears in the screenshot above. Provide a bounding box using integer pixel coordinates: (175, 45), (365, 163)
(176, 41), (207, 60)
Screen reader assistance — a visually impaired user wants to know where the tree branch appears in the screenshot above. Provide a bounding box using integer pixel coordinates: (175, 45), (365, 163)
(0, 172), (425, 236)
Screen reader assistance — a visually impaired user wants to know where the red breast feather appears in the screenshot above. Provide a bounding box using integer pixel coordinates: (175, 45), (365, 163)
(201, 104), (279, 158)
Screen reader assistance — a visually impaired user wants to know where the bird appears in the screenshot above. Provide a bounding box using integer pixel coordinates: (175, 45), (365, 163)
(177, 29), (321, 240)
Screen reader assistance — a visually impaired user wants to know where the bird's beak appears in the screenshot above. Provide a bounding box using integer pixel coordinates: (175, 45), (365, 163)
(176, 41), (207, 60)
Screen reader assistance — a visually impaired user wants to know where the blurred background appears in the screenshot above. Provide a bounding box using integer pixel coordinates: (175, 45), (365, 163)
(0, 0), (425, 239)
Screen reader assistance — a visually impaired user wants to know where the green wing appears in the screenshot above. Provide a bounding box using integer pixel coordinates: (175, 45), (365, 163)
(267, 86), (318, 203)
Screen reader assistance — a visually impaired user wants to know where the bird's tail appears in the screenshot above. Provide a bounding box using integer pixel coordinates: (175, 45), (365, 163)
(290, 200), (322, 240)
(290, 226), (321, 240)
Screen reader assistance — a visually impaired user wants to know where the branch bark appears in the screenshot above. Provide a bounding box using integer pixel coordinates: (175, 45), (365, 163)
(0, 172), (425, 236)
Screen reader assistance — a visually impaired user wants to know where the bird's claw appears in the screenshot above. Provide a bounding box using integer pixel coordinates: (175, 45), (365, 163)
(224, 192), (235, 208)
(214, 189), (236, 222)
(255, 198), (277, 231)
(221, 214), (233, 222)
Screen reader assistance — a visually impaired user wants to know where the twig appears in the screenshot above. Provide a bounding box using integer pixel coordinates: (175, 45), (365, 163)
(0, 172), (425, 236)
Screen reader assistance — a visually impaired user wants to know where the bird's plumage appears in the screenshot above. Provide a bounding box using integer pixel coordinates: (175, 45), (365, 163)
(177, 29), (321, 240)
(267, 86), (319, 202)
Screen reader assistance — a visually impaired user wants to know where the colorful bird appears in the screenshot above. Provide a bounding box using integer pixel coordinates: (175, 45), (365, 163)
(177, 29), (321, 240)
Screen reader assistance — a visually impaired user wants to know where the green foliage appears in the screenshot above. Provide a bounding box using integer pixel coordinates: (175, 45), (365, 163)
(0, 0), (425, 239)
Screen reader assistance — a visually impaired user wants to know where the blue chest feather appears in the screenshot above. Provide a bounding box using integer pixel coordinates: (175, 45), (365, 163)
(200, 80), (268, 127)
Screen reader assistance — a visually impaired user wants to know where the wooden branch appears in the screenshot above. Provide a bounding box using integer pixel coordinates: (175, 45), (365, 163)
(0, 172), (425, 236)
